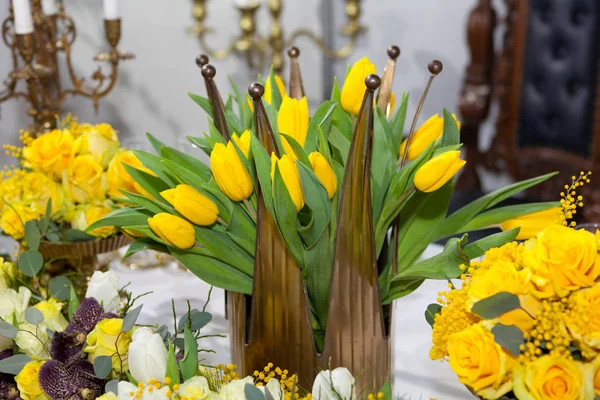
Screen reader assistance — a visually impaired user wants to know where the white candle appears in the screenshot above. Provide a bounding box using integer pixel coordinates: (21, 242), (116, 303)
(12, 0), (34, 34)
(41, 0), (59, 15)
(103, 0), (119, 20)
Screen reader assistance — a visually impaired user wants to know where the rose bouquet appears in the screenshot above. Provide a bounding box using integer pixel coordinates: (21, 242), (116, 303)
(427, 173), (600, 399)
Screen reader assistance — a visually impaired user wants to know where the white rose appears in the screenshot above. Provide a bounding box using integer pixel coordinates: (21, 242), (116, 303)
(0, 287), (31, 323)
(118, 381), (170, 400)
(15, 322), (49, 359)
(312, 368), (357, 400)
(128, 327), (168, 384)
(85, 271), (121, 313)
(219, 376), (254, 400)
(178, 376), (219, 399)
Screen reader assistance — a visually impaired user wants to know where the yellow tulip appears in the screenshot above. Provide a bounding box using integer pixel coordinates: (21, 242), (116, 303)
(231, 130), (251, 158)
(148, 213), (196, 249)
(414, 151), (466, 193)
(264, 75), (286, 104)
(271, 153), (305, 212)
(278, 96), (309, 155)
(499, 207), (563, 240)
(308, 152), (337, 199)
(161, 184), (219, 226)
(210, 142), (254, 202)
(386, 92), (396, 118)
(341, 57), (376, 115)
(398, 114), (461, 161)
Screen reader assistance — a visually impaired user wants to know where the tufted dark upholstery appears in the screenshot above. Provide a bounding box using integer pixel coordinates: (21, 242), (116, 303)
(518, 0), (600, 156)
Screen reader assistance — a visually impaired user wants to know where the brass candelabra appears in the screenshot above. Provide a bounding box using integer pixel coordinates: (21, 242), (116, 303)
(1, 0), (133, 133)
(189, 0), (365, 73)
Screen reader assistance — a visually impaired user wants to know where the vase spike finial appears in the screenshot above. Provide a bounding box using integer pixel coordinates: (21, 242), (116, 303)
(376, 45), (400, 117)
(198, 60), (231, 141)
(287, 46), (305, 100)
(248, 82), (281, 156)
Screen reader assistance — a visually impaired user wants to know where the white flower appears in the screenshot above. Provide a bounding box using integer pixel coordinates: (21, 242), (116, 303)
(219, 376), (254, 400)
(312, 368), (357, 400)
(178, 376), (219, 399)
(0, 287), (31, 323)
(0, 336), (12, 352)
(118, 381), (170, 400)
(128, 327), (168, 384)
(85, 271), (121, 313)
(15, 322), (49, 359)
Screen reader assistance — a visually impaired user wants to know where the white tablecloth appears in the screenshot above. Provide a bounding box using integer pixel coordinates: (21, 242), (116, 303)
(109, 244), (472, 399)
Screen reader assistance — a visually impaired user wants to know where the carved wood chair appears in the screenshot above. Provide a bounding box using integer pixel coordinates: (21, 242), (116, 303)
(458, 0), (600, 222)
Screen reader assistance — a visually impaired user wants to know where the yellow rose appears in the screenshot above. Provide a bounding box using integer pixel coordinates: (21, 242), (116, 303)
(593, 356), (600, 396)
(106, 150), (144, 198)
(23, 129), (74, 176)
(523, 225), (600, 298)
(513, 355), (593, 400)
(210, 142), (254, 202)
(447, 323), (515, 399)
(96, 393), (118, 400)
(499, 207), (564, 240)
(84, 318), (133, 373)
(84, 203), (116, 238)
(308, 152), (337, 199)
(0, 258), (16, 291)
(271, 153), (305, 212)
(0, 202), (40, 240)
(278, 96), (309, 155)
(148, 213), (196, 249)
(565, 284), (600, 351)
(160, 184), (219, 226)
(22, 172), (64, 216)
(0, 174), (25, 206)
(63, 155), (107, 204)
(34, 298), (68, 332)
(468, 260), (538, 331)
(264, 74), (286, 104)
(75, 123), (120, 168)
(341, 57), (377, 115)
(15, 360), (49, 400)
(413, 150), (466, 193)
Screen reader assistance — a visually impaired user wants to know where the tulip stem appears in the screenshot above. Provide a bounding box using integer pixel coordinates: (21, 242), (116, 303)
(243, 199), (257, 223)
(217, 217), (227, 226)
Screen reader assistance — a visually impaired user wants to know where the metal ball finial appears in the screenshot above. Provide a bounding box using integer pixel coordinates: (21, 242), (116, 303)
(201, 64), (216, 79)
(387, 45), (400, 60)
(287, 46), (300, 58)
(428, 60), (443, 75)
(196, 54), (209, 68)
(365, 74), (381, 90)
(248, 82), (265, 99)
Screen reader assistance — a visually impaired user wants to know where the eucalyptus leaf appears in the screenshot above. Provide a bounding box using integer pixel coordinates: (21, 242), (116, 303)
(245, 383), (265, 400)
(425, 303), (443, 328)
(65, 229), (96, 242)
(492, 324), (524, 357)
(177, 309), (212, 332)
(122, 305), (143, 332)
(0, 354), (32, 375)
(19, 250), (43, 277)
(105, 379), (119, 395)
(471, 292), (521, 319)
(49, 276), (72, 301)
(24, 220), (40, 251)
(93, 356), (113, 379)
(0, 321), (17, 339)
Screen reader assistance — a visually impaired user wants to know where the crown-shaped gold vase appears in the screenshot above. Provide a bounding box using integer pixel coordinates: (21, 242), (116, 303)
(199, 49), (397, 392)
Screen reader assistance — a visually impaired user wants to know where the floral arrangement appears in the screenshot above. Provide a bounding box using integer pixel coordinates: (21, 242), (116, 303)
(427, 173), (600, 400)
(86, 55), (558, 351)
(0, 116), (146, 245)
(0, 254), (390, 400)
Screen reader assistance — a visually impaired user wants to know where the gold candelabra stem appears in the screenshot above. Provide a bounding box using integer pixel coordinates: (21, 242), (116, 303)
(0, 0), (134, 134)
(189, 0), (365, 73)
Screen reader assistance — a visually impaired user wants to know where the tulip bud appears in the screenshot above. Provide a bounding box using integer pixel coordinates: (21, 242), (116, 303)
(308, 152), (337, 199)
(161, 184), (219, 226)
(128, 327), (168, 384)
(271, 153), (305, 212)
(231, 130), (251, 158)
(278, 97), (309, 155)
(341, 57), (377, 115)
(399, 114), (461, 161)
(210, 142), (254, 202)
(414, 151), (466, 193)
(264, 74), (287, 105)
(312, 368), (357, 400)
(500, 207), (563, 240)
(147, 213), (196, 249)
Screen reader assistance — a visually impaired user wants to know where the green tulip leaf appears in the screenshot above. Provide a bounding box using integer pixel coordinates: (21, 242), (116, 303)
(224, 206), (256, 256)
(471, 292), (521, 320)
(194, 226), (254, 276)
(93, 356), (113, 379)
(186, 136), (212, 156)
(160, 145), (212, 179)
(389, 91), (409, 152)
(267, 67), (283, 111)
(280, 134), (311, 167)
(372, 107), (397, 224)
(85, 208), (152, 232)
(19, 250), (43, 277)
(123, 239), (168, 259)
(166, 341), (180, 388)
(459, 202), (561, 233)
(327, 125), (350, 165)
(120, 190), (174, 214)
(330, 76), (341, 102)
(49, 276), (73, 301)
(249, 134), (276, 217)
(68, 285), (79, 321)
(180, 327), (199, 381)
(228, 77), (252, 130)
(188, 93), (214, 120)
(304, 101), (336, 154)
(441, 108), (461, 147)
(145, 132), (165, 154)
(122, 164), (171, 201)
(132, 149), (179, 187)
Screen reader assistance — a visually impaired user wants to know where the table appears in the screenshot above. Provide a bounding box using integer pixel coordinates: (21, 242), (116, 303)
(110, 244), (472, 399)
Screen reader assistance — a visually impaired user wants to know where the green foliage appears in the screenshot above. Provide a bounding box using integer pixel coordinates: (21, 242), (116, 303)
(122, 305), (143, 332)
(492, 324), (525, 357)
(471, 292), (521, 319)
(93, 356), (113, 379)
(180, 327), (199, 381)
(425, 304), (443, 328)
